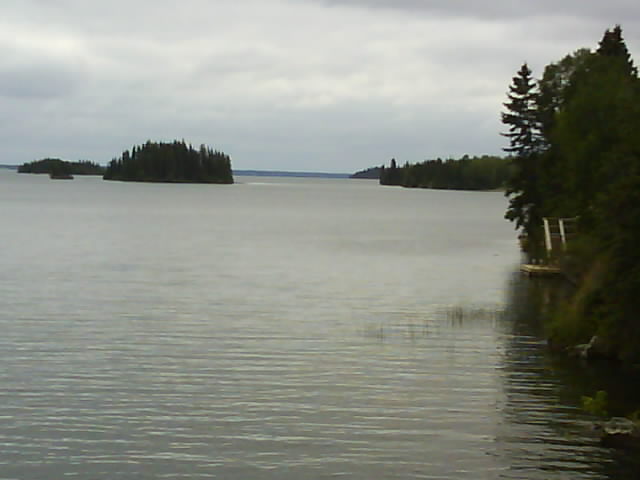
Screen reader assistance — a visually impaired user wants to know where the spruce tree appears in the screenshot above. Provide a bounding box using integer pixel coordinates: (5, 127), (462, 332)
(501, 63), (543, 247)
(597, 25), (637, 76)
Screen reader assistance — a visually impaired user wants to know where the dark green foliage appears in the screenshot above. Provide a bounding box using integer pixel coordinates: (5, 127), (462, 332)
(597, 25), (637, 76)
(502, 63), (541, 157)
(502, 63), (543, 240)
(536, 49), (593, 142)
(379, 155), (510, 191)
(582, 390), (609, 417)
(509, 26), (640, 360)
(379, 158), (403, 185)
(18, 158), (104, 175)
(350, 166), (382, 179)
(534, 49), (594, 218)
(103, 140), (234, 184)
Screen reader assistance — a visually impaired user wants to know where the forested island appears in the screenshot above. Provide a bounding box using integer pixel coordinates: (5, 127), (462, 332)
(502, 26), (640, 363)
(18, 158), (104, 176)
(103, 140), (234, 184)
(379, 155), (510, 190)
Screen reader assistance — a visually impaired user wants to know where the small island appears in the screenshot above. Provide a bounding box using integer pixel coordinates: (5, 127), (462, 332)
(18, 158), (104, 177)
(103, 140), (234, 184)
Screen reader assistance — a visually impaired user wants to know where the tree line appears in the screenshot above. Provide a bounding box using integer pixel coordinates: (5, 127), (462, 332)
(379, 155), (511, 190)
(18, 158), (104, 175)
(350, 166), (382, 179)
(103, 140), (234, 184)
(502, 26), (640, 360)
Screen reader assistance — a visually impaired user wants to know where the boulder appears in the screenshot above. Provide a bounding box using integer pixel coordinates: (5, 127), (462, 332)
(600, 417), (640, 448)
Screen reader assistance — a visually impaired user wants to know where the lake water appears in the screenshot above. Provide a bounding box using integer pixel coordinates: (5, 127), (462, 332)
(1, 171), (638, 479)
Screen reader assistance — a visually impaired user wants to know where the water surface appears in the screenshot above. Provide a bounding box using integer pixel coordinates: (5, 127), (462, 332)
(0, 171), (638, 479)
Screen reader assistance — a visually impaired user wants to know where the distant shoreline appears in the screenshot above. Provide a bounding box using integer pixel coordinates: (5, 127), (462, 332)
(1, 165), (352, 179)
(233, 170), (350, 179)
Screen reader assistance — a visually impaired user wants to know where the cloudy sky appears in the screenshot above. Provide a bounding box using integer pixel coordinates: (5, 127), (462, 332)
(1, 0), (638, 172)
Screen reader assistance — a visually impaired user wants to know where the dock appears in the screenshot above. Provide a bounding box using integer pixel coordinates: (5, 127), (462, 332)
(520, 263), (562, 276)
(519, 217), (578, 278)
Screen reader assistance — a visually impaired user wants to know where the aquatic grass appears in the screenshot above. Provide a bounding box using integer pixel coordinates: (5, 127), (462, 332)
(359, 305), (506, 344)
(443, 305), (506, 325)
(362, 323), (386, 341)
(361, 321), (431, 343)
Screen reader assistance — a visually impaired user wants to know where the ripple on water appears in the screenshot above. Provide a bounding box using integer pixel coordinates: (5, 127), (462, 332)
(0, 176), (630, 479)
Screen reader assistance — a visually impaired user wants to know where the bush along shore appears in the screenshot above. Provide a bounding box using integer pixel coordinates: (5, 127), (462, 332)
(103, 140), (233, 184)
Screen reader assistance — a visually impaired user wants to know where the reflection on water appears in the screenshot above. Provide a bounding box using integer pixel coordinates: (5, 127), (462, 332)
(350, 273), (640, 479)
(496, 274), (640, 478)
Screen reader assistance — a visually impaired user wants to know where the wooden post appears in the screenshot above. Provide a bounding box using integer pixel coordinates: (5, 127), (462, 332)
(558, 218), (567, 250)
(543, 218), (552, 254)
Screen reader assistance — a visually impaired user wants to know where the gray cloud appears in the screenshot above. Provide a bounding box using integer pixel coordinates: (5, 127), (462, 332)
(0, 64), (80, 99)
(315, 0), (639, 22)
(0, 0), (638, 171)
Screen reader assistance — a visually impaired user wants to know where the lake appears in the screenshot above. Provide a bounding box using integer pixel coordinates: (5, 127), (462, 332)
(0, 170), (638, 479)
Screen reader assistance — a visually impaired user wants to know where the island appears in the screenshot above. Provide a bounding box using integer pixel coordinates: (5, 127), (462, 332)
(18, 158), (104, 177)
(103, 140), (233, 184)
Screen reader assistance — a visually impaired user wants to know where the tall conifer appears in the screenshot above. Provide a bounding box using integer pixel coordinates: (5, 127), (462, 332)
(597, 25), (637, 76)
(501, 63), (542, 244)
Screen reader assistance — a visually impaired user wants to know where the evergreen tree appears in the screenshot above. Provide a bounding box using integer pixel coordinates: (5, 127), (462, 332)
(597, 25), (637, 76)
(380, 158), (403, 185)
(501, 63), (543, 246)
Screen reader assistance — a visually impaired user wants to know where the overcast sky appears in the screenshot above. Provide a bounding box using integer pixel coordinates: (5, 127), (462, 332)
(1, 0), (638, 172)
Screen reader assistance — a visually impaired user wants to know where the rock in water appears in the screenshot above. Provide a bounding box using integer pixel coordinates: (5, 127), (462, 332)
(601, 417), (640, 448)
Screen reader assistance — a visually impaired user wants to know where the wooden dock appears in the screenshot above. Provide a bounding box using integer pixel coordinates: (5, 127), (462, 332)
(518, 217), (578, 278)
(520, 263), (562, 277)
